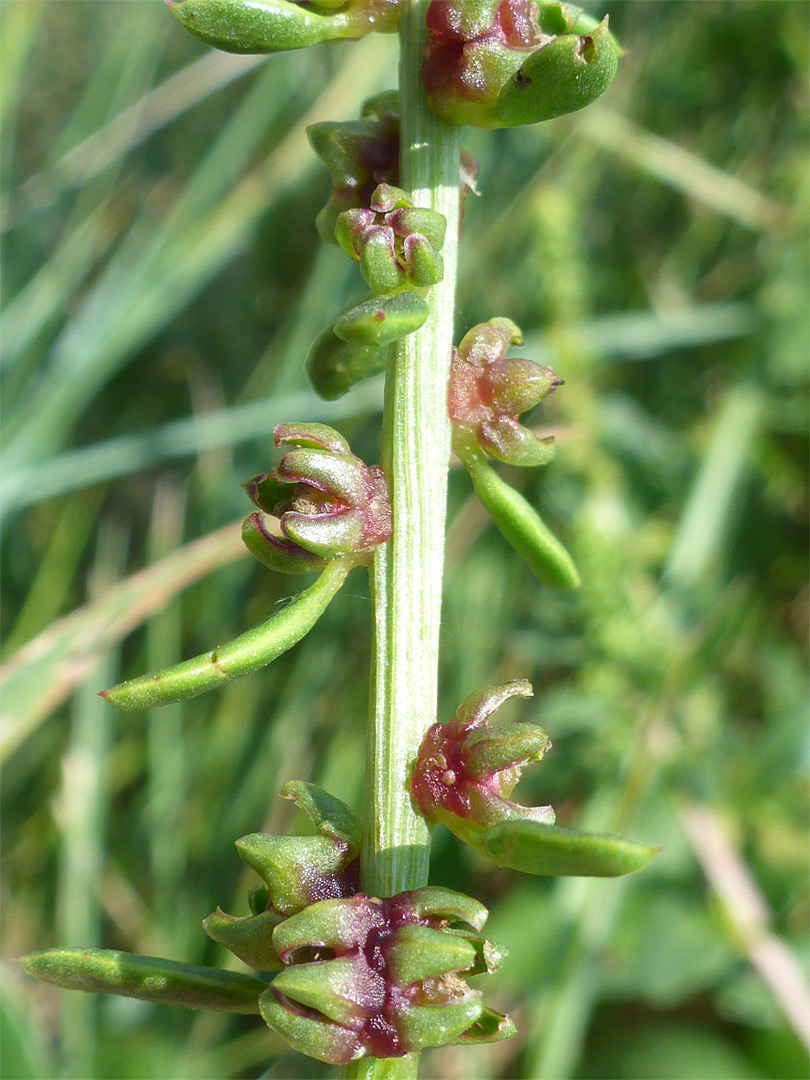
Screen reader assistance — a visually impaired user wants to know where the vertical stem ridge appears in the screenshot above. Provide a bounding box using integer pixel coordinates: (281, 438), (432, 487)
(362, 1), (460, 901)
(350, 10), (460, 1077)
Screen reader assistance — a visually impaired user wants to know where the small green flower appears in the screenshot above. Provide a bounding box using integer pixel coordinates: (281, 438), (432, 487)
(334, 184), (446, 295)
(449, 317), (562, 467)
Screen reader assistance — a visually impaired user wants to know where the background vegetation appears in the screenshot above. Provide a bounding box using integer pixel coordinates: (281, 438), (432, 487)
(2, 2), (808, 1077)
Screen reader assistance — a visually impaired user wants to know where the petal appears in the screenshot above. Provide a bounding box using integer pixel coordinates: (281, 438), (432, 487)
(271, 956), (384, 1025)
(462, 722), (552, 780)
(272, 896), (385, 958)
(274, 423), (351, 454)
(479, 418), (556, 467)
(242, 472), (290, 513)
(455, 679), (533, 726)
(202, 908), (284, 971)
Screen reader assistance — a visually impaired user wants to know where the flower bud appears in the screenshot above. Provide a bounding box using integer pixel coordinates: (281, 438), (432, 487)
(304, 325), (387, 401)
(258, 887), (512, 1063)
(242, 423), (391, 570)
(423, 1), (620, 129)
(166, 0), (400, 56)
(203, 783), (361, 971)
(335, 184), (446, 295)
(449, 318), (562, 466)
(304, 291), (430, 401)
(412, 681), (657, 877)
(308, 93), (401, 244)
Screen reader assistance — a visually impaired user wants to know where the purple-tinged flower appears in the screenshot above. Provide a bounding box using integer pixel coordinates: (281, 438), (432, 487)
(412, 681), (657, 878)
(448, 318), (563, 466)
(423, 0), (619, 129)
(411, 680), (555, 852)
(242, 422), (391, 574)
(259, 886), (514, 1063)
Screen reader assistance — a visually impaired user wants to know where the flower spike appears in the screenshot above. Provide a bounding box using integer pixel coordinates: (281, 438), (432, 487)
(423, 0), (620, 129)
(259, 887), (513, 1063)
(166, 0), (401, 56)
(243, 422), (391, 570)
(411, 681), (657, 878)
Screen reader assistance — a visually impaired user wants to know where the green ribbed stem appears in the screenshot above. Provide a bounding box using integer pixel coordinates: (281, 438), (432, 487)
(346, 5), (461, 1079)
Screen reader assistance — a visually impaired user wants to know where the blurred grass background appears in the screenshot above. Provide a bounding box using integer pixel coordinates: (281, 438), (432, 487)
(1, 2), (808, 1077)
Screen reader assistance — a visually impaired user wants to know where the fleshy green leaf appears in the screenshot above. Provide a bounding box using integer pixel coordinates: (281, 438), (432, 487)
(460, 447), (580, 588)
(101, 558), (350, 709)
(21, 948), (265, 1013)
(481, 819), (657, 876)
(332, 292), (429, 346)
(166, 0), (399, 55)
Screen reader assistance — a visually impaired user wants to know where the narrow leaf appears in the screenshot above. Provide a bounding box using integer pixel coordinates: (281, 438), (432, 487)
(21, 948), (265, 1013)
(461, 448), (580, 588)
(482, 819), (657, 877)
(102, 558), (349, 710)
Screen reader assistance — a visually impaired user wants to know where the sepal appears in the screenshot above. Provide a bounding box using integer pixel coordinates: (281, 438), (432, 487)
(202, 908), (284, 971)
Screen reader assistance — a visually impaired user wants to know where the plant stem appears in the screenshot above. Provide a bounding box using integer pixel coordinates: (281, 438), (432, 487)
(349, 5), (460, 1078)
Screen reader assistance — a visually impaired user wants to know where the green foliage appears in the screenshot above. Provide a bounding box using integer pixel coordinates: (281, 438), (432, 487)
(2, 1), (807, 1078)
